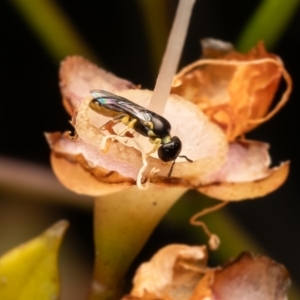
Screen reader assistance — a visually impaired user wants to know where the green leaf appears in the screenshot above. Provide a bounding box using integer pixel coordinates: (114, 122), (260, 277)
(0, 220), (68, 300)
(9, 0), (97, 62)
(237, 0), (300, 51)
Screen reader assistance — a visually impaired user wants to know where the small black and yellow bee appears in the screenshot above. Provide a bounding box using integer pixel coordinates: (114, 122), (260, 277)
(89, 89), (192, 177)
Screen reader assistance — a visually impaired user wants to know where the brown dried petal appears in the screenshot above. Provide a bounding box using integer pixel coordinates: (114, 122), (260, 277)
(196, 140), (289, 200)
(46, 132), (135, 196)
(203, 140), (274, 183)
(130, 244), (208, 300)
(210, 253), (290, 300)
(127, 248), (290, 300)
(59, 56), (136, 115)
(172, 39), (292, 141)
(198, 163), (289, 201)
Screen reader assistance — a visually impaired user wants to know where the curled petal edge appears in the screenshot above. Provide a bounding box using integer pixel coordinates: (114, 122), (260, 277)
(46, 131), (289, 200)
(197, 162), (289, 201)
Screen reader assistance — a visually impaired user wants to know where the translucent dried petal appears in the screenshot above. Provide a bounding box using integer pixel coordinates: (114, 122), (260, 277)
(46, 132), (135, 196)
(172, 39), (292, 141)
(202, 140), (281, 183)
(209, 253), (290, 300)
(126, 247), (290, 300)
(198, 163), (289, 201)
(60, 56), (136, 115)
(130, 244), (207, 300)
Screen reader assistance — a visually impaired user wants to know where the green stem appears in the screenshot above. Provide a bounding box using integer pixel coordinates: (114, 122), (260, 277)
(237, 0), (300, 51)
(9, 0), (97, 62)
(88, 186), (187, 300)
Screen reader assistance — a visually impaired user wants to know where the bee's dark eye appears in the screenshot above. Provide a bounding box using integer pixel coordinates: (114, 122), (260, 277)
(158, 136), (182, 162)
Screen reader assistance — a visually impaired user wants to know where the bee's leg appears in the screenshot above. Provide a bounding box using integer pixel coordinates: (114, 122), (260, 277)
(147, 138), (162, 156)
(100, 115), (125, 134)
(118, 117), (137, 136)
(100, 120), (118, 135)
(144, 121), (154, 130)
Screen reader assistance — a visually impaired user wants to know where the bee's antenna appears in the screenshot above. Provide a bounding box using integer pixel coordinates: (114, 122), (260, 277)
(179, 155), (193, 163)
(168, 156), (193, 178)
(167, 160), (176, 178)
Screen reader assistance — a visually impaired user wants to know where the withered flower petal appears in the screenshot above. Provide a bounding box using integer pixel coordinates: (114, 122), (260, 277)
(45, 132), (135, 196)
(60, 56), (136, 116)
(129, 244), (208, 300)
(124, 246), (290, 300)
(172, 39), (292, 141)
(198, 140), (290, 200)
(209, 253), (290, 300)
(46, 54), (289, 200)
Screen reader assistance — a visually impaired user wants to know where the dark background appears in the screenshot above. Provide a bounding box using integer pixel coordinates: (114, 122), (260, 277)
(1, 0), (299, 298)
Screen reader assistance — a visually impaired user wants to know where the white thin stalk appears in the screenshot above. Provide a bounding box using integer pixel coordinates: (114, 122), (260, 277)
(148, 0), (196, 114)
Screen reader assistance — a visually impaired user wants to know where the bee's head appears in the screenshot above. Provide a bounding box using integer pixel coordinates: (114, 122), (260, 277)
(158, 136), (182, 162)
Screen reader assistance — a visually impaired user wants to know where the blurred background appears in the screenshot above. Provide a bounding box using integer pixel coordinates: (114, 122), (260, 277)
(0, 0), (299, 299)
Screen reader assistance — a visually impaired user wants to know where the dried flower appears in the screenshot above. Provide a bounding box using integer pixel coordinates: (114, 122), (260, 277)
(46, 42), (290, 200)
(123, 244), (290, 300)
